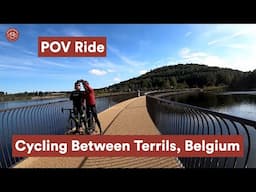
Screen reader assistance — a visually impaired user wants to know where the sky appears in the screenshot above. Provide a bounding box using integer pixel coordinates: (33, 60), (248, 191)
(1, 24), (256, 93)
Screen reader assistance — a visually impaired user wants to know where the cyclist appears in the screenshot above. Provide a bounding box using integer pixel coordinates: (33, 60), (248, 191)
(82, 80), (102, 135)
(69, 80), (87, 134)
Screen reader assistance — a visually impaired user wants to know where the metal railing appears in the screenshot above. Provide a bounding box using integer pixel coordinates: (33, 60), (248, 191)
(0, 100), (72, 168)
(146, 94), (256, 168)
(0, 93), (139, 168)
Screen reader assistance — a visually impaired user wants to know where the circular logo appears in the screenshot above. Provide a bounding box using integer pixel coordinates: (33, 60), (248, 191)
(6, 28), (19, 42)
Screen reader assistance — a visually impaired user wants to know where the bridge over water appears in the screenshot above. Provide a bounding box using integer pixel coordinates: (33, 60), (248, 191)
(1, 90), (256, 168)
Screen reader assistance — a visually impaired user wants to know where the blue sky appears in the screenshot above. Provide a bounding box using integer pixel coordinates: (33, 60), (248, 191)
(0, 24), (256, 93)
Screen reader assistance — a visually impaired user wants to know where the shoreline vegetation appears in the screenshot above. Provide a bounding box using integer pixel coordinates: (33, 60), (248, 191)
(0, 91), (139, 102)
(0, 92), (68, 102)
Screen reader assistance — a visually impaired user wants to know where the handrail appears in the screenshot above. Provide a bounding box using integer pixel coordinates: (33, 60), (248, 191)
(0, 93), (138, 168)
(155, 95), (256, 127)
(146, 93), (256, 168)
(0, 100), (72, 168)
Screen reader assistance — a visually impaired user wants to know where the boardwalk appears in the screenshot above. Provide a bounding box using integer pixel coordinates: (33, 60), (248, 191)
(14, 96), (183, 168)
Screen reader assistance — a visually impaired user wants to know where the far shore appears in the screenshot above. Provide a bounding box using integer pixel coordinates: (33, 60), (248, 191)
(31, 95), (67, 100)
(2, 87), (254, 103)
(0, 91), (137, 102)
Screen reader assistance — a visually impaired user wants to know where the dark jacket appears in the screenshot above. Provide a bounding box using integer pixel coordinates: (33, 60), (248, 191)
(69, 90), (86, 108)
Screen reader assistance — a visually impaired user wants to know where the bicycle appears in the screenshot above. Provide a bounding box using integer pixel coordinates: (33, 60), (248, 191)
(61, 108), (83, 134)
(61, 107), (101, 135)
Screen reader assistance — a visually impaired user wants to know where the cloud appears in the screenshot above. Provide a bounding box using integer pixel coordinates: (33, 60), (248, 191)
(0, 55), (35, 67)
(89, 69), (107, 76)
(179, 47), (228, 67)
(207, 29), (252, 46)
(179, 48), (190, 57)
(113, 77), (121, 82)
(119, 55), (144, 66)
(177, 47), (256, 71)
(40, 59), (73, 68)
(208, 40), (218, 45)
(200, 24), (255, 38)
(0, 64), (36, 71)
(139, 70), (147, 75)
(179, 48), (207, 59)
(0, 54), (73, 73)
(0, 41), (37, 56)
(230, 31), (246, 38)
(201, 55), (227, 68)
(185, 32), (192, 37)
(0, 41), (14, 47)
(89, 59), (118, 72)
(223, 44), (248, 49)
(22, 50), (36, 56)
(108, 45), (146, 66)
(107, 69), (115, 72)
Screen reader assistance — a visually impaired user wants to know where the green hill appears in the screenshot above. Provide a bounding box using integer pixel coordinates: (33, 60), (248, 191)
(98, 64), (256, 92)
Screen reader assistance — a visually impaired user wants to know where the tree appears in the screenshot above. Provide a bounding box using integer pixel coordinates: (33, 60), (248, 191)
(170, 76), (177, 88)
(101, 64), (247, 91)
(142, 79), (151, 90)
(206, 73), (216, 86)
(164, 79), (171, 89)
(39, 91), (43, 96)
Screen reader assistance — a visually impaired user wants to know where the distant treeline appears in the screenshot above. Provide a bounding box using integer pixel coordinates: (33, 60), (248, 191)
(97, 64), (256, 92)
(0, 91), (68, 102)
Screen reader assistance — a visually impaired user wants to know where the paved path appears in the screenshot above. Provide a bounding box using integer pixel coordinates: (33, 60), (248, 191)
(14, 96), (183, 168)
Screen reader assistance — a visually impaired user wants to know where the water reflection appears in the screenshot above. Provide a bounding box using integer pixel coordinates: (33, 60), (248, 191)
(147, 94), (256, 168)
(164, 92), (256, 121)
(0, 93), (138, 111)
(0, 98), (68, 110)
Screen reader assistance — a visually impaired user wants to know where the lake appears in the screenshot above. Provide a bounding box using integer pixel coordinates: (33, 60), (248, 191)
(0, 93), (137, 112)
(164, 91), (256, 121)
